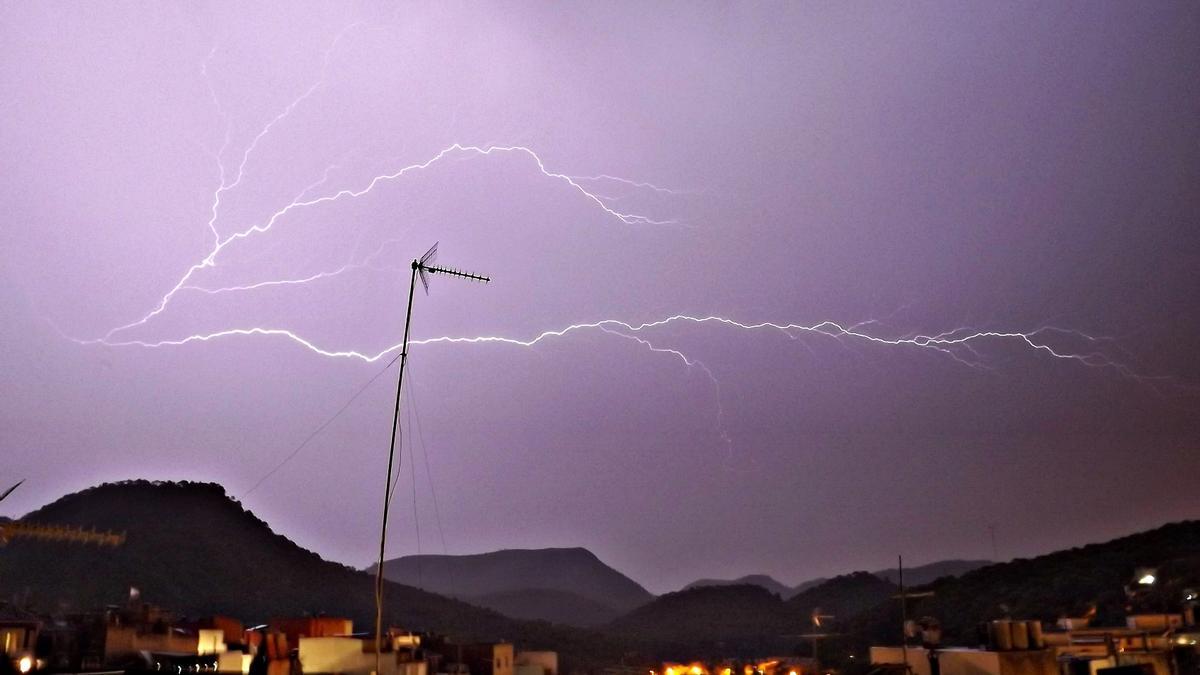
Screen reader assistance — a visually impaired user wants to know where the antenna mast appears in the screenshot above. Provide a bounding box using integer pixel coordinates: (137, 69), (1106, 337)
(373, 243), (489, 674)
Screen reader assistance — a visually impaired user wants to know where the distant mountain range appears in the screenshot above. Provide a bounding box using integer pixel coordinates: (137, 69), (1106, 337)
(787, 571), (898, 620)
(373, 553), (984, 625)
(683, 575), (796, 598)
(623, 523), (1200, 666)
(4, 480), (1199, 672)
(0, 481), (625, 670)
(846, 521), (1200, 651)
(611, 572), (900, 659)
(369, 548), (653, 627)
(870, 559), (992, 586)
(680, 560), (989, 600)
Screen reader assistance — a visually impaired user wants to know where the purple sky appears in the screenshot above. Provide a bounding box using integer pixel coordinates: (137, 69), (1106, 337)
(2, 3), (1198, 594)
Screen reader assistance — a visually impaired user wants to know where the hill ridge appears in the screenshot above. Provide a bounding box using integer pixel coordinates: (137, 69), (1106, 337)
(0, 479), (629, 671)
(372, 547), (654, 623)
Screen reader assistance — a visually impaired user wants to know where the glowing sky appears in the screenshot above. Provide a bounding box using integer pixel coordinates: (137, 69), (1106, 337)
(2, 3), (1198, 593)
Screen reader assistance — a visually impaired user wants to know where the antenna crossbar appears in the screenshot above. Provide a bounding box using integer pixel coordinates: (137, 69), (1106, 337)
(1, 521), (126, 547)
(422, 265), (490, 283)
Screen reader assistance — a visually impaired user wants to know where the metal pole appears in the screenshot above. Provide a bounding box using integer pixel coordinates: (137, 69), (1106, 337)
(375, 261), (419, 674)
(900, 555), (908, 673)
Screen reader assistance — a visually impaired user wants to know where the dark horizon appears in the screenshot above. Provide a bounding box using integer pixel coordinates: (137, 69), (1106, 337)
(2, 3), (1198, 595)
(7, 476), (1196, 595)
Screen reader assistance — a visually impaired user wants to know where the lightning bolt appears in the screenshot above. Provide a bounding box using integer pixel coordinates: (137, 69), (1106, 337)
(593, 324), (732, 454)
(87, 140), (674, 345)
(78, 25), (676, 349)
(90, 314), (1166, 454)
(57, 21), (1176, 460)
(94, 315), (1150, 377)
(568, 174), (696, 196)
(179, 236), (404, 296)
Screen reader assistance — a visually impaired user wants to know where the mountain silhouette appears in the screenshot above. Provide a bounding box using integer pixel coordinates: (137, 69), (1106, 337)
(871, 559), (991, 586)
(0, 480), (625, 670)
(5, 480), (1199, 671)
(370, 548), (653, 626)
(683, 575), (795, 598)
(680, 560), (988, 600)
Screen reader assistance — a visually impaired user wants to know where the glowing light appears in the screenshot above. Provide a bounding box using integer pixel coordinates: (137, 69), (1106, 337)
(18, 657), (32, 674)
(1138, 574), (1156, 585)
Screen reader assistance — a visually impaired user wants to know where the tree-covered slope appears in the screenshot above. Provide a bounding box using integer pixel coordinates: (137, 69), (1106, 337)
(0, 480), (625, 670)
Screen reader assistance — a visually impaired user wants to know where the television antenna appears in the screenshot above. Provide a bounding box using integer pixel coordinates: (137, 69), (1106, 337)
(373, 243), (490, 669)
(0, 480), (126, 547)
(1, 480), (24, 503)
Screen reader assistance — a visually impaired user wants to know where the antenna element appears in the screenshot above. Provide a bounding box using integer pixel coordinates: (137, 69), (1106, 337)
(374, 244), (490, 672)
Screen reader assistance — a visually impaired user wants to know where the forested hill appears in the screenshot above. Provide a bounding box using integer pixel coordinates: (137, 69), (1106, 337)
(4, 480), (1199, 672)
(606, 573), (899, 660)
(845, 520), (1200, 654)
(0, 480), (625, 670)
(684, 575), (795, 599)
(604, 522), (1200, 665)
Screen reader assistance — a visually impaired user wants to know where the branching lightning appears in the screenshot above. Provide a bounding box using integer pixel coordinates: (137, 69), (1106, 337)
(60, 22), (1171, 459)
(593, 324), (732, 453)
(179, 236), (404, 296)
(568, 174), (696, 196)
(93, 313), (1163, 453)
(96, 315), (1150, 380)
(88, 140), (673, 345)
(76, 26), (675, 347)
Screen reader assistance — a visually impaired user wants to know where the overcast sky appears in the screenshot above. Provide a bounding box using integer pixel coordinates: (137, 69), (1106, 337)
(2, 2), (1198, 593)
